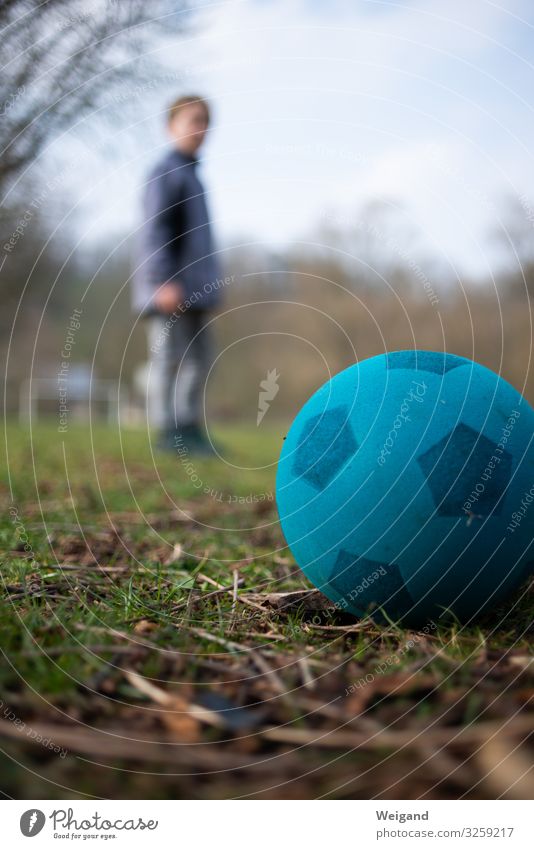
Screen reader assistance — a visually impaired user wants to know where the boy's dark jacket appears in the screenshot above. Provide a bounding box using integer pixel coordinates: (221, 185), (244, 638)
(132, 148), (222, 315)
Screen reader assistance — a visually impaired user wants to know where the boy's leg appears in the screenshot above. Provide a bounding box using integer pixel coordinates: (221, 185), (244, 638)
(146, 316), (175, 436)
(147, 311), (215, 450)
(181, 310), (215, 431)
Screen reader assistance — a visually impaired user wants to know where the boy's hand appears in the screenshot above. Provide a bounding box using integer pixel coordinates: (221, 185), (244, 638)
(154, 282), (185, 313)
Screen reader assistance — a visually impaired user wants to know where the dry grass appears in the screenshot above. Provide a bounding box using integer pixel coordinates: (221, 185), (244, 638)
(1, 423), (533, 799)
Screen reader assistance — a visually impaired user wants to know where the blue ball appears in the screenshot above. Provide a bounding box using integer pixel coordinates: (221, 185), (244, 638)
(276, 351), (534, 627)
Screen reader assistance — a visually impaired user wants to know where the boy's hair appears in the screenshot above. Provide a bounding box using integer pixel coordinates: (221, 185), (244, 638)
(167, 95), (210, 125)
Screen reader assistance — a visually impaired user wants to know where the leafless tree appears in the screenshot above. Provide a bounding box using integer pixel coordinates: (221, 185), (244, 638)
(0, 0), (189, 194)
(491, 196), (534, 296)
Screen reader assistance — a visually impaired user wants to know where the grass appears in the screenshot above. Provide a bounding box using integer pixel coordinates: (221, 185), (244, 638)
(0, 421), (533, 800)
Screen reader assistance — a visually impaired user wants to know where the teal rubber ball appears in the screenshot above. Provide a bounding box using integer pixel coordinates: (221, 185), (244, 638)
(276, 351), (534, 627)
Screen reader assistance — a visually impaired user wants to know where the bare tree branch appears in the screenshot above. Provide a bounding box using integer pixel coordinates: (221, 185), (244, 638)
(0, 0), (191, 193)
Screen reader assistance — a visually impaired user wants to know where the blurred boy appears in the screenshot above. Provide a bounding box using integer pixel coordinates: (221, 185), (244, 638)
(133, 95), (222, 454)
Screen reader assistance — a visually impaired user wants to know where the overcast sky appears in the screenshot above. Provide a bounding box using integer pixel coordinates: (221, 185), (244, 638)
(58, 0), (534, 278)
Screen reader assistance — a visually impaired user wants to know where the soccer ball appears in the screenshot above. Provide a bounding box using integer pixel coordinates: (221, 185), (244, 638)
(276, 351), (534, 626)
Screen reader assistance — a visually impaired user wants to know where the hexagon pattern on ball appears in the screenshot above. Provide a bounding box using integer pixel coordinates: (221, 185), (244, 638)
(386, 349), (466, 374)
(292, 407), (358, 491)
(417, 423), (513, 517)
(326, 551), (414, 622)
(276, 350), (534, 626)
